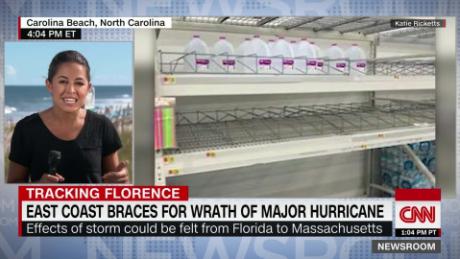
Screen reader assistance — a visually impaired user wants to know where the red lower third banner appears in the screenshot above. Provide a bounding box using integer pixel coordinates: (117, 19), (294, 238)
(18, 185), (189, 201)
(18, 196), (393, 237)
(18, 185), (189, 236)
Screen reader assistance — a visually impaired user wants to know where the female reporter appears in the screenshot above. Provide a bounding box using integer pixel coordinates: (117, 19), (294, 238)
(7, 50), (129, 183)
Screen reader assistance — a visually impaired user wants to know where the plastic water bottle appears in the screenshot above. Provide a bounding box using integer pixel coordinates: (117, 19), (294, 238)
(236, 37), (256, 72)
(402, 159), (430, 188)
(293, 38), (317, 74)
(310, 42), (324, 74)
(251, 35), (272, 72)
(380, 150), (393, 187)
(381, 171), (390, 186)
(419, 141), (432, 156)
(345, 44), (367, 76)
(427, 142), (436, 168)
(380, 147), (401, 189)
(403, 159), (413, 170)
(399, 176), (413, 189)
(212, 36), (235, 72)
(412, 179), (433, 188)
(270, 36), (294, 73)
(184, 35), (210, 72)
(408, 142), (420, 152)
(430, 141), (436, 155)
(427, 157), (436, 173)
(325, 43), (347, 74)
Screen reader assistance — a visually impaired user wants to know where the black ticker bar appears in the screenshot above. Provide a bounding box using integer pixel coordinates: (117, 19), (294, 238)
(22, 221), (393, 237)
(20, 28), (81, 40)
(395, 228), (441, 237)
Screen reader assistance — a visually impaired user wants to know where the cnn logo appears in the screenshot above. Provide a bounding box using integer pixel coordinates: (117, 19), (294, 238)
(399, 206), (435, 223)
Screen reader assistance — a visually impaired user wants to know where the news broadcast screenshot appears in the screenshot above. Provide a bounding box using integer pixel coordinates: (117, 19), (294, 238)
(0, 1), (459, 258)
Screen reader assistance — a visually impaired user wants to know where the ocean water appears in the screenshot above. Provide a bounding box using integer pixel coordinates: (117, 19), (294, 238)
(4, 85), (132, 123)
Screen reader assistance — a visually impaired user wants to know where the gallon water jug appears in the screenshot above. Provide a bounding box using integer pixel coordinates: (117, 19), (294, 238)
(288, 40), (298, 73)
(310, 42), (325, 74)
(290, 40), (297, 52)
(345, 44), (367, 76)
(271, 36), (294, 73)
(267, 38), (277, 58)
(212, 36), (235, 72)
(293, 38), (317, 74)
(267, 39), (276, 51)
(325, 43), (347, 74)
(267, 39), (276, 67)
(251, 35), (272, 72)
(184, 35), (210, 72)
(236, 37), (257, 72)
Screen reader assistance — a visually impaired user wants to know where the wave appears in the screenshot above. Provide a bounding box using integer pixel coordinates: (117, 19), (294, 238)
(4, 106), (17, 114)
(5, 97), (132, 121)
(96, 98), (132, 107)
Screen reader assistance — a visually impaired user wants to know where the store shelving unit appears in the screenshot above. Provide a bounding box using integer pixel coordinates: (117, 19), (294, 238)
(153, 17), (436, 195)
(158, 74), (433, 96)
(157, 98), (435, 184)
(158, 51), (434, 96)
(170, 100), (435, 153)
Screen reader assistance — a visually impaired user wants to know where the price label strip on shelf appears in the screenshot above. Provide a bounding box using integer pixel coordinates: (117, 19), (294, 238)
(162, 75), (176, 85)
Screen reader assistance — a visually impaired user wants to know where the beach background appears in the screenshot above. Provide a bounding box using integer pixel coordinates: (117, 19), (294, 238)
(4, 42), (133, 182)
(3, 85), (133, 182)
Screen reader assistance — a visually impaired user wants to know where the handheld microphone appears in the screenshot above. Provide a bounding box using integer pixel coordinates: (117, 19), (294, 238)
(48, 150), (61, 175)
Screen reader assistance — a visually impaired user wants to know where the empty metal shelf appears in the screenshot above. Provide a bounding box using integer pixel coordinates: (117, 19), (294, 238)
(166, 99), (435, 154)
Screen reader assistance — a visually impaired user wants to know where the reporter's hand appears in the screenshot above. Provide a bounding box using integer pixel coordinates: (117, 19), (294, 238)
(38, 173), (65, 183)
(103, 161), (129, 184)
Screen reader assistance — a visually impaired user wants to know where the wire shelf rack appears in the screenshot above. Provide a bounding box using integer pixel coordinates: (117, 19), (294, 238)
(159, 51), (435, 76)
(373, 60), (435, 76)
(165, 99), (435, 154)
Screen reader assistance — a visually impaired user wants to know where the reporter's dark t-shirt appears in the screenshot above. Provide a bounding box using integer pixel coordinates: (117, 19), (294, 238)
(9, 110), (122, 183)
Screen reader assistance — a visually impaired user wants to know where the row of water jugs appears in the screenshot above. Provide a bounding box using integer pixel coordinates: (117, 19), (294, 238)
(184, 35), (367, 75)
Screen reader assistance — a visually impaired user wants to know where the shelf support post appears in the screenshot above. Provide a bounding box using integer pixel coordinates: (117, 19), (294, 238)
(133, 29), (157, 185)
